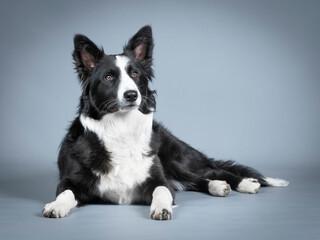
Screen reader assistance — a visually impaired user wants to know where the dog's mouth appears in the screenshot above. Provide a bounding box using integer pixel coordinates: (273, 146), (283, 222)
(120, 103), (139, 111)
(104, 102), (139, 113)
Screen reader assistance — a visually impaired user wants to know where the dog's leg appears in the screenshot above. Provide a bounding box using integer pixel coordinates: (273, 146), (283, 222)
(42, 190), (78, 218)
(203, 169), (261, 194)
(179, 177), (232, 197)
(182, 177), (232, 197)
(150, 186), (173, 221)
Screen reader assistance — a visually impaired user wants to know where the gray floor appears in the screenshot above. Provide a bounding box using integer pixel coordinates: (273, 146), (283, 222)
(0, 167), (319, 240)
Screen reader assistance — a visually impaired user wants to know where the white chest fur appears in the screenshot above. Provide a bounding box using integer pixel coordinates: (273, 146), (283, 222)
(80, 110), (154, 204)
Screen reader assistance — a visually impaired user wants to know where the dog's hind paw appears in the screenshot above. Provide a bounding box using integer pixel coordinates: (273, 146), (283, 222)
(208, 180), (231, 197)
(237, 178), (261, 194)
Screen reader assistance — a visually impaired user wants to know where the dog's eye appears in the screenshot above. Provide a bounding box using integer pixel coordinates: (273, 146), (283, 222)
(105, 74), (113, 81)
(131, 71), (139, 79)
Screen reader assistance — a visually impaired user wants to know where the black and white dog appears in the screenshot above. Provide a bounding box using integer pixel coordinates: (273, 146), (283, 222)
(43, 26), (288, 220)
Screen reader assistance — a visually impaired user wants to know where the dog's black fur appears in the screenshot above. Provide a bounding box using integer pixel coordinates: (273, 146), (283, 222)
(43, 26), (286, 220)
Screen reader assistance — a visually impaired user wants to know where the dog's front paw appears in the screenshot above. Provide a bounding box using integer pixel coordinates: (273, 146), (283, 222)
(150, 207), (173, 220)
(150, 186), (173, 220)
(208, 180), (231, 197)
(43, 201), (70, 218)
(237, 178), (261, 194)
(43, 190), (78, 218)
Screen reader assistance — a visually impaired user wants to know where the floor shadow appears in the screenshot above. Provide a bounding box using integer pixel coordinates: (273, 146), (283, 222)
(0, 170), (59, 203)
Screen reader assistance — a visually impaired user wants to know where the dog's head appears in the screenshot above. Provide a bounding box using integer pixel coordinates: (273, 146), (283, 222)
(73, 26), (155, 119)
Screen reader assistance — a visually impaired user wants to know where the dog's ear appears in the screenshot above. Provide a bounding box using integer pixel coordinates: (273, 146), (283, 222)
(73, 34), (104, 81)
(124, 25), (154, 62)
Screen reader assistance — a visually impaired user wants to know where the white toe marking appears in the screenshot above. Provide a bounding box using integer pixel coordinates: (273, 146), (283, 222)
(150, 186), (173, 220)
(237, 178), (261, 194)
(208, 180), (231, 197)
(43, 190), (78, 218)
(264, 177), (289, 187)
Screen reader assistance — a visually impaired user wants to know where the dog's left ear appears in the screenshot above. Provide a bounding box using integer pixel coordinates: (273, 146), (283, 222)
(124, 25), (154, 62)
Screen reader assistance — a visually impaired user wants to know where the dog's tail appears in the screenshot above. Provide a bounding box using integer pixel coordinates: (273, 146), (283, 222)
(263, 177), (289, 187)
(211, 160), (289, 187)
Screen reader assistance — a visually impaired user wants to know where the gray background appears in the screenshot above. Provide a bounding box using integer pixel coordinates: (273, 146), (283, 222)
(0, 0), (319, 239)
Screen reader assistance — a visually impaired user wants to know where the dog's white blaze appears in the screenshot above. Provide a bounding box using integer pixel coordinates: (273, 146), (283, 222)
(115, 55), (142, 107)
(80, 110), (154, 204)
(43, 190), (78, 218)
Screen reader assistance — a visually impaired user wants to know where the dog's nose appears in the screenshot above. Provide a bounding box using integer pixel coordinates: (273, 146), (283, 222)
(124, 90), (138, 102)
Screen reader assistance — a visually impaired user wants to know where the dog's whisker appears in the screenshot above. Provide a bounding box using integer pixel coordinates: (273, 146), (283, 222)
(99, 98), (119, 112)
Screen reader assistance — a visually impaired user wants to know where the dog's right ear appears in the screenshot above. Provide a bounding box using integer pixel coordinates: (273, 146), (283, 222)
(72, 34), (104, 82)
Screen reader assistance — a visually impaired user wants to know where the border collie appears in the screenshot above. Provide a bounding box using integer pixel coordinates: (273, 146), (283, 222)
(43, 26), (289, 220)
